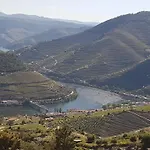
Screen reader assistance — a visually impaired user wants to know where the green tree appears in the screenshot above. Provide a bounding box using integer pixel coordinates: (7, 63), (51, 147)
(39, 119), (44, 125)
(21, 120), (26, 125)
(0, 132), (20, 150)
(59, 108), (62, 113)
(86, 134), (95, 143)
(111, 139), (117, 145)
(130, 136), (137, 143)
(141, 135), (150, 150)
(53, 125), (75, 150)
(6, 120), (14, 126)
(0, 116), (3, 125)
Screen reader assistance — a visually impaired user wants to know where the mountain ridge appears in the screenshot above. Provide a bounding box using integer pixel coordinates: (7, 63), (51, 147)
(0, 12), (92, 48)
(15, 12), (150, 95)
(17, 12), (150, 78)
(6, 26), (90, 50)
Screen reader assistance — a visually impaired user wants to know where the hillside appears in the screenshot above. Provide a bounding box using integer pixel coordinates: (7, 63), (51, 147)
(0, 71), (76, 101)
(68, 111), (150, 137)
(17, 12), (150, 85)
(0, 51), (25, 73)
(0, 52), (76, 102)
(0, 12), (90, 48)
(93, 59), (150, 91)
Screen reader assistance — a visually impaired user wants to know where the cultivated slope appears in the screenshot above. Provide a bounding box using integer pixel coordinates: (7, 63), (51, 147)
(68, 111), (150, 137)
(0, 71), (75, 102)
(17, 12), (150, 83)
(94, 59), (150, 91)
(0, 51), (25, 73)
(0, 52), (75, 102)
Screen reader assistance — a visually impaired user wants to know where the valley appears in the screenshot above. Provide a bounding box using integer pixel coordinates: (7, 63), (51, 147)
(1, 10), (150, 150)
(0, 52), (78, 115)
(16, 12), (150, 97)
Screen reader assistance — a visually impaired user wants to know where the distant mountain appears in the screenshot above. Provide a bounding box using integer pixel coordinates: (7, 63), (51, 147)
(0, 12), (7, 16)
(17, 11), (150, 86)
(7, 26), (90, 50)
(0, 12), (92, 48)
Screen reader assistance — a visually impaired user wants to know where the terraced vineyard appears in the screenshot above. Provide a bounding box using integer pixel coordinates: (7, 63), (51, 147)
(133, 111), (150, 120)
(0, 51), (25, 73)
(68, 111), (150, 137)
(0, 71), (76, 102)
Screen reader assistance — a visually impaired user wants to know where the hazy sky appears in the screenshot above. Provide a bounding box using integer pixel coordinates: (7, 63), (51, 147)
(0, 0), (150, 22)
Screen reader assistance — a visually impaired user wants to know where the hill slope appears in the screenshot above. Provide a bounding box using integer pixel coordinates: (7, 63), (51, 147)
(17, 12), (150, 84)
(0, 52), (76, 102)
(90, 58), (150, 94)
(0, 51), (25, 73)
(0, 71), (75, 101)
(0, 12), (90, 48)
(68, 111), (150, 137)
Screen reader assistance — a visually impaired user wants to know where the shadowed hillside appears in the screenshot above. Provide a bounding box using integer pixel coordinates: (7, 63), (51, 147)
(91, 59), (150, 91)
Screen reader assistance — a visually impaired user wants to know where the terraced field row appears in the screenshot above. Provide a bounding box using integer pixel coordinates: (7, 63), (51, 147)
(68, 111), (150, 137)
(133, 111), (150, 120)
(0, 71), (75, 101)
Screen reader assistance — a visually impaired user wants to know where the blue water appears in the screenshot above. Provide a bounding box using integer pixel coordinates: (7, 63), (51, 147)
(45, 84), (123, 112)
(0, 84), (123, 116)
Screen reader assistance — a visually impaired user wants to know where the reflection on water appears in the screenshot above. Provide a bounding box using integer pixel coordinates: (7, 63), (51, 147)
(0, 84), (123, 116)
(45, 84), (123, 112)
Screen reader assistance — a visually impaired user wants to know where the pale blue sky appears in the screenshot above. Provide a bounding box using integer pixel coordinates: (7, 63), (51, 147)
(0, 0), (150, 22)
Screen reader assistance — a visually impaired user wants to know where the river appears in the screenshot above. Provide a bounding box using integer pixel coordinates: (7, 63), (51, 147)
(0, 84), (123, 116)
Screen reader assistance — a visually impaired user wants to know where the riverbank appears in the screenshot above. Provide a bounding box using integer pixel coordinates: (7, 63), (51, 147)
(0, 83), (124, 116)
(45, 73), (150, 103)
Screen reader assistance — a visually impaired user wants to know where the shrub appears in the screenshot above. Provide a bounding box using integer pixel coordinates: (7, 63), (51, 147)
(96, 139), (103, 145)
(86, 134), (95, 143)
(96, 139), (109, 146)
(141, 135), (150, 149)
(122, 134), (128, 139)
(21, 120), (26, 125)
(130, 136), (137, 142)
(111, 139), (117, 144)
(0, 131), (20, 150)
(54, 124), (76, 150)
